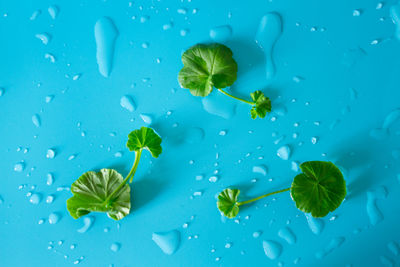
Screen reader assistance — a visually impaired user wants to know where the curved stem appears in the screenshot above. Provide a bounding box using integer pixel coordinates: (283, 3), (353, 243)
(237, 187), (290, 206)
(217, 88), (254, 105)
(104, 149), (142, 204)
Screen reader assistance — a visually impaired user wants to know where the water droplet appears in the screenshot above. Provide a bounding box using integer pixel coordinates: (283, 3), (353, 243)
(315, 237), (345, 259)
(46, 149), (56, 159)
(195, 175), (204, 181)
(48, 213), (60, 224)
(369, 128), (388, 140)
(262, 240), (282, 260)
(278, 227), (296, 244)
(180, 29), (189, 37)
(380, 255), (394, 266)
(152, 230), (180, 255)
(44, 53), (56, 63)
(209, 25), (232, 42)
(255, 12), (282, 79)
(77, 216), (94, 233)
(277, 145), (290, 160)
(48, 5), (59, 19)
(367, 186), (387, 226)
(110, 242), (120, 252)
(390, 3), (400, 41)
(225, 242), (232, 249)
(30, 10), (41, 20)
(352, 9), (362, 16)
(293, 76), (303, 83)
(291, 161), (299, 172)
(68, 154), (77, 160)
(177, 8), (187, 15)
(46, 173), (54, 185)
(311, 136), (318, 144)
(38, 219), (45, 224)
(29, 193), (41, 204)
(253, 231), (261, 238)
(35, 33), (51, 45)
(32, 114), (41, 127)
(252, 165), (267, 176)
(14, 162), (25, 172)
(120, 95), (136, 112)
(383, 109), (400, 129)
(162, 23), (173, 30)
(305, 213), (324, 235)
(46, 195), (54, 204)
(377, 2), (384, 9)
(95, 17), (118, 78)
(209, 176), (218, 183)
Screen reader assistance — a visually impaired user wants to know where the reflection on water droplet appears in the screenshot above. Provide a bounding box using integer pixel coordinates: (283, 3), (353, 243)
(255, 13), (282, 79)
(120, 95), (135, 112)
(152, 230), (180, 255)
(315, 237), (345, 259)
(77, 216), (94, 233)
(32, 114), (41, 127)
(95, 17), (118, 78)
(209, 25), (232, 42)
(262, 240), (282, 260)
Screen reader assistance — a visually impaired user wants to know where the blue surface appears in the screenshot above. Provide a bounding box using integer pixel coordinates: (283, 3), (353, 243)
(1, 0), (400, 266)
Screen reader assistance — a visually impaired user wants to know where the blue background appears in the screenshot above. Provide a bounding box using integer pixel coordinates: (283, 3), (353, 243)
(1, 0), (400, 266)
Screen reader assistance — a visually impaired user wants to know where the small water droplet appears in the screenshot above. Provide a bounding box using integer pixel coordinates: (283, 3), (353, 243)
(352, 9), (362, 16)
(209, 176), (218, 183)
(32, 114), (41, 127)
(278, 227), (296, 245)
(30, 10), (41, 20)
(46, 195), (54, 204)
(366, 186), (387, 226)
(311, 136), (318, 144)
(48, 5), (59, 19)
(46, 149), (56, 159)
(209, 25), (232, 42)
(120, 95), (135, 112)
(277, 145), (290, 160)
(253, 231), (262, 238)
(110, 242), (120, 252)
(14, 162), (25, 172)
(77, 216), (94, 233)
(252, 165), (267, 176)
(48, 213), (60, 224)
(46, 173), (54, 185)
(35, 33), (51, 45)
(315, 237), (345, 259)
(29, 193), (41, 204)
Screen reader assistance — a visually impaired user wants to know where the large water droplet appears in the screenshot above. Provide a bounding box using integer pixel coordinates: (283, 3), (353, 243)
(120, 95), (136, 112)
(184, 127), (205, 144)
(262, 240), (282, 260)
(305, 213), (324, 235)
(278, 227), (296, 244)
(46, 149), (56, 159)
(140, 114), (153, 124)
(95, 17), (118, 78)
(209, 25), (232, 42)
(366, 185), (387, 226)
(152, 230), (180, 255)
(255, 13), (282, 79)
(77, 216), (94, 233)
(315, 237), (345, 259)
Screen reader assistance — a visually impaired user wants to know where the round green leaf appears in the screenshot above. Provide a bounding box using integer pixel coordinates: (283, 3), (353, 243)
(66, 168), (131, 220)
(178, 43), (238, 97)
(217, 188), (240, 218)
(250, 90), (271, 119)
(127, 127), (162, 158)
(290, 161), (346, 218)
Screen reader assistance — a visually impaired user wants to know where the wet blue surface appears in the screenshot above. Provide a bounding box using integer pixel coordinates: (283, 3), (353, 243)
(1, 0), (400, 266)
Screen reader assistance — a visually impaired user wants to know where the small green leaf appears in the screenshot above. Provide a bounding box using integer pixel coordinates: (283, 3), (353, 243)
(290, 161), (346, 218)
(127, 127), (162, 158)
(217, 188), (240, 218)
(67, 169), (130, 220)
(250, 90), (271, 119)
(178, 43), (238, 97)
